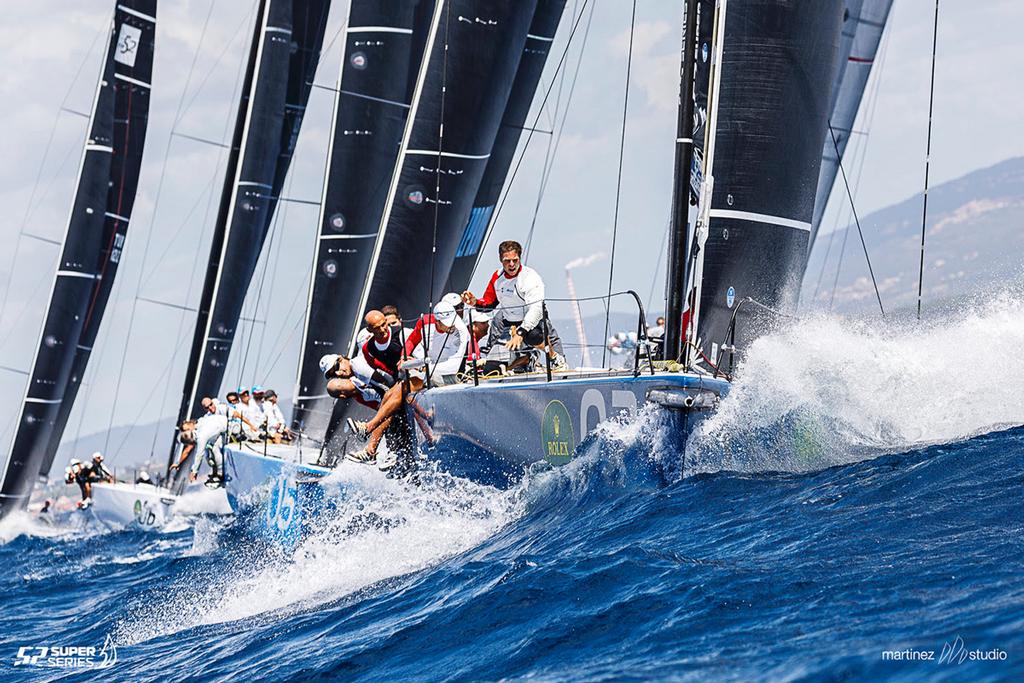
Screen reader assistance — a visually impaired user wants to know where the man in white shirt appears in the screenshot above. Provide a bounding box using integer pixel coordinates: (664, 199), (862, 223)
(236, 387), (266, 438)
(170, 397), (230, 486)
(262, 389), (290, 443)
(462, 239), (565, 371)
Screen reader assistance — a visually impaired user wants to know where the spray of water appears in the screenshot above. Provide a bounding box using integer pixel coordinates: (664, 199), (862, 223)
(113, 464), (525, 644)
(685, 293), (1024, 474)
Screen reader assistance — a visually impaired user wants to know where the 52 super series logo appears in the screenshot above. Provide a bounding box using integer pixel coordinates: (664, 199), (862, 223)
(13, 635), (117, 669)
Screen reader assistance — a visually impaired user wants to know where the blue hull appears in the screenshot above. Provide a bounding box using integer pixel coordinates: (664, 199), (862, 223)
(224, 444), (331, 550)
(410, 370), (729, 487)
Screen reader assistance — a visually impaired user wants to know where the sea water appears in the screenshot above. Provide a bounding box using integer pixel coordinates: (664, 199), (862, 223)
(1, 297), (1022, 681)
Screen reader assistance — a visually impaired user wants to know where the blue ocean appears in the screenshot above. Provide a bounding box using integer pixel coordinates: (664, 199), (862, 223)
(2, 304), (1022, 682)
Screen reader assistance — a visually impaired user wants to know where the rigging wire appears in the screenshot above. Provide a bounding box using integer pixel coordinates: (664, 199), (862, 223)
(0, 20), (108, 327)
(601, 0), (637, 368)
(828, 122), (884, 318)
(647, 217), (671, 313)
(522, 0), (597, 261)
(916, 0), (940, 321)
(827, 20), (893, 311)
(427, 1), (453, 311)
(489, 0), (592, 233)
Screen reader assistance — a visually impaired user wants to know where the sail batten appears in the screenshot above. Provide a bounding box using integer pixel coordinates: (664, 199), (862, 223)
(0, 1), (158, 515)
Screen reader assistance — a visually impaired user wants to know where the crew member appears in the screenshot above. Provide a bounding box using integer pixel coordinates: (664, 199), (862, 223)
(346, 300), (469, 464)
(262, 389), (291, 443)
(462, 240), (565, 371)
(170, 403), (229, 487)
(322, 354), (388, 409)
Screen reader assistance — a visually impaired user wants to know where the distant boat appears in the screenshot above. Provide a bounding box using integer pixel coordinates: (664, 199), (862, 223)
(87, 0), (330, 528)
(0, 0), (158, 521)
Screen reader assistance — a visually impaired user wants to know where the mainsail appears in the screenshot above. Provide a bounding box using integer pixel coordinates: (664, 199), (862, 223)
(0, 1), (157, 516)
(808, 0), (893, 251)
(292, 0), (436, 436)
(174, 0), (329, 437)
(684, 0), (844, 367)
(444, 0), (567, 290)
(352, 0), (540, 345)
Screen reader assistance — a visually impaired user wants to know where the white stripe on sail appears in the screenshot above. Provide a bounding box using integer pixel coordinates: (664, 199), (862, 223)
(405, 149), (490, 160)
(114, 73), (151, 89)
(117, 5), (156, 23)
(348, 26), (413, 34)
(709, 208), (811, 232)
(56, 270), (99, 279)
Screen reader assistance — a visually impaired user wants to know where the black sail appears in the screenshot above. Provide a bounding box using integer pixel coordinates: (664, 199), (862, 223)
(444, 0), (567, 290)
(0, 1), (157, 515)
(353, 0), (539, 342)
(691, 1), (843, 364)
(292, 0), (436, 436)
(174, 0), (329, 438)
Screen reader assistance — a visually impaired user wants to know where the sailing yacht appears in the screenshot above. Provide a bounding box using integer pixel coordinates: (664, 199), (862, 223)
(0, 1), (157, 522)
(223, 0), (891, 545)
(87, 0), (332, 529)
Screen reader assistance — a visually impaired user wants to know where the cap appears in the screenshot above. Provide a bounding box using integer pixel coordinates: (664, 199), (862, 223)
(440, 292), (462, 309)
(91, 451), (103, 461)
(319, 353), (340, 377)
(237, 386), (250, 394)
(252, 385), (265, 394)
(433, 301), (457, 326)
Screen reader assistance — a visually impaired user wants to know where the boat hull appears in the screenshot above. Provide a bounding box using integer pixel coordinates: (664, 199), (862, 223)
(88, 482), (177, 529)
(409, 371), (729, 487)
(223, 444), (332, 550)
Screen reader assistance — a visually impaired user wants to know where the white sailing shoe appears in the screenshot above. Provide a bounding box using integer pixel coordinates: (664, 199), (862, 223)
(346, 417), (370, 441)
(345, 448), (376, 464)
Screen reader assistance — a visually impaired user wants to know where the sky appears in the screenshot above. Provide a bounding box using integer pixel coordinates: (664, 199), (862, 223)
(0, 0), (1021, 465)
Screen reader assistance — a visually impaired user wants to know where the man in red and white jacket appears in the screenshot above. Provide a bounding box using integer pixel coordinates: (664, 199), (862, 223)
(462, 239), (564, 369)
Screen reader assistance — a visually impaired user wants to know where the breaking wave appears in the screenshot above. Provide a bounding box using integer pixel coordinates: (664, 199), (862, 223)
(685, 292), (1024, 474)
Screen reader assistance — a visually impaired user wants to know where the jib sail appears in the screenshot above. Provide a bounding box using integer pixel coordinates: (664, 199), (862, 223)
(173, 0), (329, 441)
(683, 0), (844, 369)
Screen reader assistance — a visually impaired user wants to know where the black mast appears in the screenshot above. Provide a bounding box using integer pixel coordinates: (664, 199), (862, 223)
(664, 0), (700, 362)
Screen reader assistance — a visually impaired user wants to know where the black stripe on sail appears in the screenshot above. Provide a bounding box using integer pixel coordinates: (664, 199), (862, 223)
(1, 0), (157, 514)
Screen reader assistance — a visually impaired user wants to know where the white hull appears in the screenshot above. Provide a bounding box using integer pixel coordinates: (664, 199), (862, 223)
(89, 482), (177, 529)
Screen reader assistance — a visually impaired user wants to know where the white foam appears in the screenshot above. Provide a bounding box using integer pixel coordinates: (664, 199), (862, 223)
(114, 465), (522, 644)
(685, 292), (1024, 474)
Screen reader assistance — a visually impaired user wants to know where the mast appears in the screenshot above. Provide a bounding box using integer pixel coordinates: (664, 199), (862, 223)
(663, 0), (701, 362)
(0, 1), (157, 517)
(169, 0), (329, 474)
